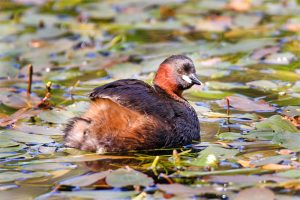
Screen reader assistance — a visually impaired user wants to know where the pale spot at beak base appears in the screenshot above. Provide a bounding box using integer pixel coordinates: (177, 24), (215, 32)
(182, 75), (192, 84)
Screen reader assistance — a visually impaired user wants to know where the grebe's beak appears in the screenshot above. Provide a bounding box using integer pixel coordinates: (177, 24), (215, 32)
(189, 74), (202, 85)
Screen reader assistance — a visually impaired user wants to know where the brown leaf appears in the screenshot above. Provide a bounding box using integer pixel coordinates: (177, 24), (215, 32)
(234, 187), (275, 200)
(217, 96), (276, 112)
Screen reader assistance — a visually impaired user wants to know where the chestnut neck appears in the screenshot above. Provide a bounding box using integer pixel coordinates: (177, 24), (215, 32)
(153, 64), (183, 101)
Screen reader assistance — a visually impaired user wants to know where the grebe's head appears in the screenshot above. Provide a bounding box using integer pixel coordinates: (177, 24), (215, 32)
(153, 55), (202, 97)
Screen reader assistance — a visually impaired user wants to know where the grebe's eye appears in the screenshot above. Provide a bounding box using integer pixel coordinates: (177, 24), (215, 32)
(183, 63), (191, 72)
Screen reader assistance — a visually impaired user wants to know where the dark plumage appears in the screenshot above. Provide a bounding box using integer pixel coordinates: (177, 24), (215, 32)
(64, 55), (201, 153)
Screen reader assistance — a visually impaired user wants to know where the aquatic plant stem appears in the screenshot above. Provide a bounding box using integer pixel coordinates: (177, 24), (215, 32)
(27, 64), (33, 95)
(37, 81), (52, 108)
(151, 156), (160, 176)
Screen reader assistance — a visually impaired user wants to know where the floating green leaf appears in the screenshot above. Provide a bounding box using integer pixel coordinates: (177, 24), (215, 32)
(106, 168), (153, 187)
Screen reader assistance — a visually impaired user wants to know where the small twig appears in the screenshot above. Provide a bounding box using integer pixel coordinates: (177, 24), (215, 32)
(27, 64), (33, 95)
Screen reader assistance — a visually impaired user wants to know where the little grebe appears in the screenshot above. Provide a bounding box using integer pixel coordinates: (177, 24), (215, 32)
(64, 55), (201, 152)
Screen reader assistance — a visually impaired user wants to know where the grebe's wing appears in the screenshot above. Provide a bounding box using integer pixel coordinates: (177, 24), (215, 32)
(89, 79), (174, 119)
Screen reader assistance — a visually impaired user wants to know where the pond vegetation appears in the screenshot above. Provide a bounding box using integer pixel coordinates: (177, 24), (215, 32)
(1, 0), (300, 199)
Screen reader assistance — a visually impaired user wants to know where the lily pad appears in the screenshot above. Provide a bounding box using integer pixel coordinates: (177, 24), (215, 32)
(190, 146), (239, 167)
(38, 109), (74, 124)
(105, 168), (153, 187)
